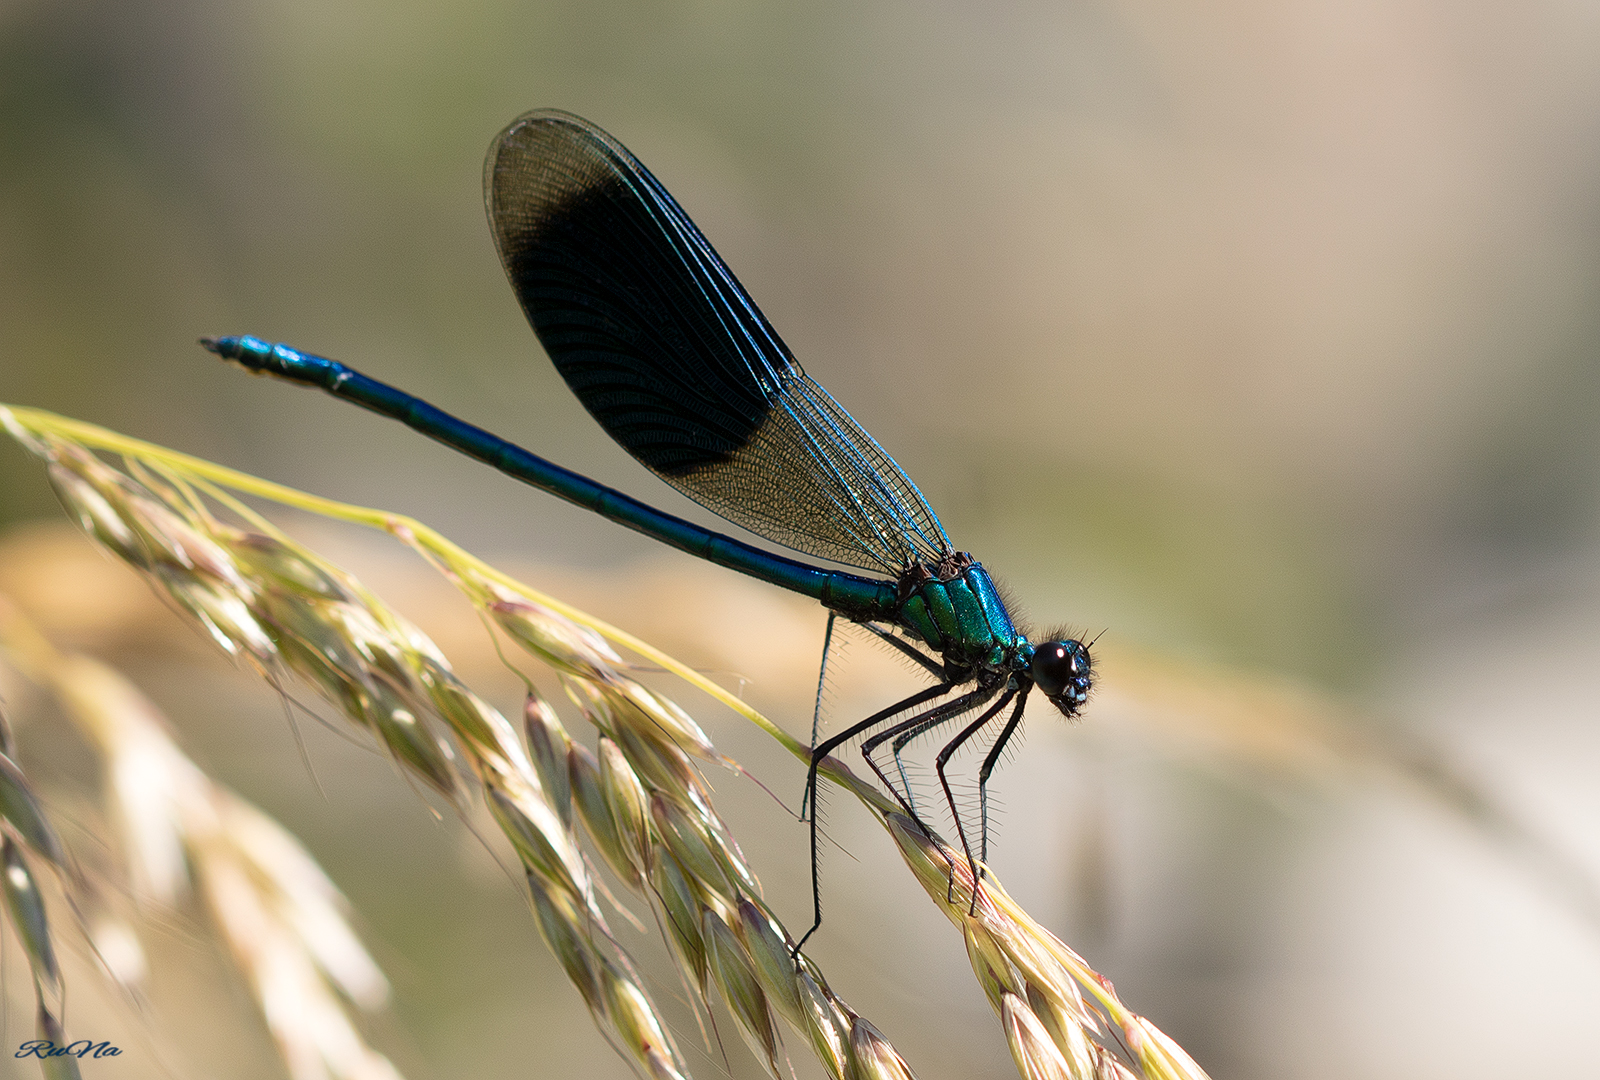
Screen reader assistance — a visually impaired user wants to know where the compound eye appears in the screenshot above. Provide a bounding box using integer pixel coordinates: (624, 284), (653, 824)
(1030, 640), (1089, 698)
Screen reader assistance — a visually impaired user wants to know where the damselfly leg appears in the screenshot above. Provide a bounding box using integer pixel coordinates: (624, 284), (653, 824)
(800, 612), (839, 823)
(866, 680), (1009, 904)
(972, 691), (1030, 865)
(795, 679), (958, 957)
(933, 686), (1028, 911)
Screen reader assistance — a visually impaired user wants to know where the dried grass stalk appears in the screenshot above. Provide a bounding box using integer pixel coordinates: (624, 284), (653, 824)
(0, 593), (402, 1080)
(0, 677), (78, 1077)
(1, 404), (1213, 1080)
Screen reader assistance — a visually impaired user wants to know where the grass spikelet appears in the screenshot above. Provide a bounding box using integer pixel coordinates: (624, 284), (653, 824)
(1002, 991), (1076, 1080)
(735, 898), (804, 1030)
(1025, 984), (1097, 1079)
(649, 791), (737, 900)
(850, 1016), (918, 1080)
(597, 736), (653, 878)
(703, 905), (781, 1075)
(483, 780), (587, 909)
(523, 695), (575, 829)
(588, 689), (706, 803)
(487, 591), (623, 675)
(600, 957), (689, 1080)
(569, 740), (641, 887)
(0, 749), (67, 871)
(648, 845), (710, 985)
(795, 966), (852, 1079)
(527, 879), (605, 1010)
(1125, 1017), (1209, 1080)
(2, 837), (66, 1027)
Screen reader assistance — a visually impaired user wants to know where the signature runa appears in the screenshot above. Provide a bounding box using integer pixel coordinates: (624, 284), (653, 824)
(15, 1040), (122, 1060)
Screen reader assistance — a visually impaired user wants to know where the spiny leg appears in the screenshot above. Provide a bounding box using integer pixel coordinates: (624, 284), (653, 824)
(860, 682), (1002, 825)
(794, 679), (956, 959)
(803, 617), (938, 819)
(933, 687), (1020, 913)
(863, 683), (1008, 902)
(858, 621), (946, 679)
(800, 611), (838, 823)
(879, 693), (951, 818)
(812, 612), (837, 749)
(974, 689), (1030, 866)
(806, 680), (953, 826)
(898, 685), (1013, 788)
(880, 681), (983, 817)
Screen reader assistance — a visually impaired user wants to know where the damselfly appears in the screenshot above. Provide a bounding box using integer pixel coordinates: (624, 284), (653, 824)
(206, 110), (1095, 954)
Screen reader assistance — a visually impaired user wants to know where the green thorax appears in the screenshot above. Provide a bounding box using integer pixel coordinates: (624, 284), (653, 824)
(895, 555), (1026, 671)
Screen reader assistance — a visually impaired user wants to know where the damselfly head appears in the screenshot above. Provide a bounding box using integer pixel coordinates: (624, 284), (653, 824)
(1030, 638), (1093, 716)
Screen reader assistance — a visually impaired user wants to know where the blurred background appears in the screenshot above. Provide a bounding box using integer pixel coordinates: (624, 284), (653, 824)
(2, 0), (1599, 1077)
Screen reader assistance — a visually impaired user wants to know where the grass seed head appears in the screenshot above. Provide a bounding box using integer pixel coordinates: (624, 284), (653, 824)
(29, 636), (404, 1080)
(737, 897), (805, 1029)
(1002, 992), (1077, 1080)
(850, 1017), (919, 1080)
(650, 792), (734, 903)
(523, 694), (574, 830)
(646, 846), (709, 986)
(597, 737), (653, 880)
(2, 837), (63, 1008)
(568, 741), (640, 887)
(796, 968), (852, 1080)
(41, 447), (471, 797)
(600, 958), (688, 1080)
(4, 415), (1214, 1080)
(703, 906), (781, 1076)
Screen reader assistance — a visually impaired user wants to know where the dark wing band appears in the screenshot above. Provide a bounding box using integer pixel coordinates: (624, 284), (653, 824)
(485, 110), (950, 573)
